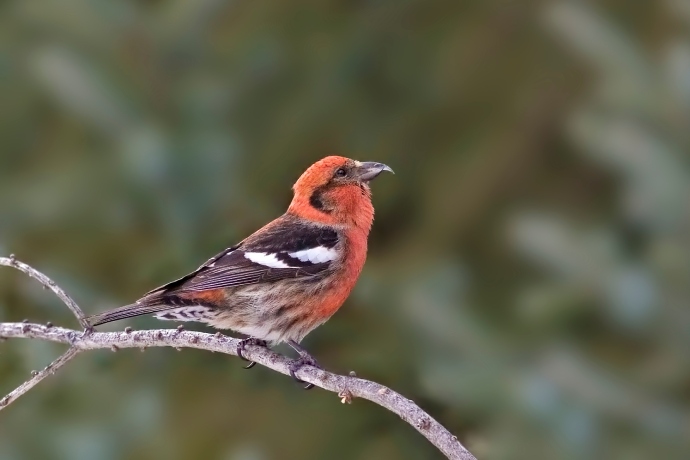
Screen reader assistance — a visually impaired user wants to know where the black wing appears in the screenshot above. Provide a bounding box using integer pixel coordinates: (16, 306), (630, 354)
(145, 217), (340, 295)
(86, 217), (340, 327)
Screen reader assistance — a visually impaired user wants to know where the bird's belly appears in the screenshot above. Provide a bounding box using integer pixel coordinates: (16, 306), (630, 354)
(205, 280), (341, 343)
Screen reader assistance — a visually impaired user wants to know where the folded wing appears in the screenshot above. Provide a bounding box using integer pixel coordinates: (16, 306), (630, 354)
(87, 217), (341, 327)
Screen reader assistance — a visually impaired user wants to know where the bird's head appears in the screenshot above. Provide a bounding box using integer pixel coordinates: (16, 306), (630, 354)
(288, 156), (393, 229)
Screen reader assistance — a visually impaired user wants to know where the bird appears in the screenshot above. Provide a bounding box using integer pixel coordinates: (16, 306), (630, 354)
(86, 156), (393, 388)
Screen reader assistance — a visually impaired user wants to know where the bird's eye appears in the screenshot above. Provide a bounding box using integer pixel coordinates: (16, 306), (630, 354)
(335, 168), (347, 177)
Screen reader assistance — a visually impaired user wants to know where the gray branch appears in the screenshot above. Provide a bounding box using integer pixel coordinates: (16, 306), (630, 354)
(0, 346), (81, 408)
(1, 255), (89, 328)
(0, 257), (476, 460)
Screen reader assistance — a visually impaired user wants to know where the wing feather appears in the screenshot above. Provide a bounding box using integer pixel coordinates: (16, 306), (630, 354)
(144, 217), (339, 295)
(88, 216), (340, 327)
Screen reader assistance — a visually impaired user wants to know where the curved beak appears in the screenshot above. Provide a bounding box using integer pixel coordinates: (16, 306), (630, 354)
(355, 161), (394, 182)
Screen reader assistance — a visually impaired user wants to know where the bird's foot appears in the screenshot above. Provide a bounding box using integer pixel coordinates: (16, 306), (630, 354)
(237, 337), (268, 369)
(288, 354), (321, 390)
(287, 340), (321, 390)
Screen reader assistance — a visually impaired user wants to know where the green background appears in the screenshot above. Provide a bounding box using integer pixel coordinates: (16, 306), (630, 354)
(1, 1), (689, 459)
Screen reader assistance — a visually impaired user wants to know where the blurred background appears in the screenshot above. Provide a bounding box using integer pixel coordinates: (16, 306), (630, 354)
(1, 1), (689, 459)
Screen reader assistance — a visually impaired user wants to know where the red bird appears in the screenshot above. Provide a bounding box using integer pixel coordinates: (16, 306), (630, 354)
(87, 156), (393, 388)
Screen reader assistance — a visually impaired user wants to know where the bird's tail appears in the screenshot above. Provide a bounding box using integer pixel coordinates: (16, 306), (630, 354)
(86, 302), (173, 327)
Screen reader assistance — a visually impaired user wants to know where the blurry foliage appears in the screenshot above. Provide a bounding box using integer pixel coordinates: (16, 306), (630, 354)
(1, 1), (689, 459)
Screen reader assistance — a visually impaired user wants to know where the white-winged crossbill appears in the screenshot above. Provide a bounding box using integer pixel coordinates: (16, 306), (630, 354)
(87, 156), (393, 387)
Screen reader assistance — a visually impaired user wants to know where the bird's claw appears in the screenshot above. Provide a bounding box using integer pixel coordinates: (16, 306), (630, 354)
(236, 337), (268, 369)
(288, 354), (322, 390)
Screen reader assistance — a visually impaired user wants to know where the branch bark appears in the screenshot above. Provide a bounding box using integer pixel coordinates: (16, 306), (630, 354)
(0, 257), (476, 460)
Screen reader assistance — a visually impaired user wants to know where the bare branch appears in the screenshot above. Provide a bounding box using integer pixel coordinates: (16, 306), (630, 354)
(0, 323), (475, 459)
(0, 256), (89, 329)
(0, 346), (81, 409)
(0, 258), (477, 460)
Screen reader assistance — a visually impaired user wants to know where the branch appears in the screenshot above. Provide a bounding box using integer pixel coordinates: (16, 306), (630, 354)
(1, 255), (89, 329)
(0, 258), (476, 460)
(0, 345), (81, 408)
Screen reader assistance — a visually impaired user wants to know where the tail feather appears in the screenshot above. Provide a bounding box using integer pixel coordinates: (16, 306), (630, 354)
(87, 302), (173, 327)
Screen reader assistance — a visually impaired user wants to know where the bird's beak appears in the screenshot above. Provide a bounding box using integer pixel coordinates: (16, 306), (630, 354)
(355, 162), (394, 182)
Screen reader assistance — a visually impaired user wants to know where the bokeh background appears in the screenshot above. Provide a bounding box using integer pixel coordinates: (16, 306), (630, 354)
(1, 1), (689, 459)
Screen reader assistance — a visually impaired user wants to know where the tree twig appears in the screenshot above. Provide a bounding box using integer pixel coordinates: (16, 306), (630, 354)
(0, 256), (89, 329)
(0, 257), (477, 460)
(0, 346), (81, 408)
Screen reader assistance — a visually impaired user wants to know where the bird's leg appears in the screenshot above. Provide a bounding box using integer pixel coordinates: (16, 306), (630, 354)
(237, 337), (268, 369)
(287, 339), (322, 390)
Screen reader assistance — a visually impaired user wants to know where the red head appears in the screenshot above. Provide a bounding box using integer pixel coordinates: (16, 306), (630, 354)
(287, 156), (393, 231)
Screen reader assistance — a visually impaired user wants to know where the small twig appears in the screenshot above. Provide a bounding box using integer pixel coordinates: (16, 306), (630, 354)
(0, 257), (476, 460)
(0, 256), (89, 329)
(0, 347), (81, 409)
